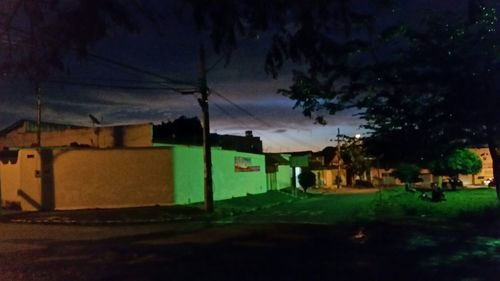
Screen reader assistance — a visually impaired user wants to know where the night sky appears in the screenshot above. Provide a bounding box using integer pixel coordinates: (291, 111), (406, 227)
(0, 0), (474, 152)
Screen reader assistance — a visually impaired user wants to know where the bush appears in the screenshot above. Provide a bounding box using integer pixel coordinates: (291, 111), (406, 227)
(355, 180), (374, 188)
(298, 170), (316, 192)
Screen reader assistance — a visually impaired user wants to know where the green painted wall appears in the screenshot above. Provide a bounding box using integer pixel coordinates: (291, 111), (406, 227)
(154, 144), (204, 204)
(154, 144), (267, 204)
(212, 149), (266, 200)
(276, 164), (292, 189)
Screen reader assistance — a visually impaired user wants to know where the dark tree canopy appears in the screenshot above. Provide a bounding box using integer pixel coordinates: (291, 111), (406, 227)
(392, 163), (420, 185)
(0, 0), (142, 80)
(153, 116), (203, 144)
(339, 135), (371, 185)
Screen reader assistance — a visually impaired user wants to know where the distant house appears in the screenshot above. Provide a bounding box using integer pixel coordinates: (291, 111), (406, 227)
(267, 150), (347, 189)
(265, 153), (292, 190)
(153, 117), (263, 154)
(467, 147), (494, 185)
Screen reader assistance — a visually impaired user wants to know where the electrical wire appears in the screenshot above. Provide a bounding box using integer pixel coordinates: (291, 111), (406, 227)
(210, 89), (321, 151)
(4, 25), (197, 88)
(86, 52), (197, 87)
(3, 22), (321, 151)
(46, 79), (193, 92)
(210, 100), (283, 148)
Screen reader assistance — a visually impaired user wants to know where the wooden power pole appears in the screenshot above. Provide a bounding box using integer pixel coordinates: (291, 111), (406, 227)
(337, 128), (341, 189)
(35, 82), (42, 148)
(198, 44), (214, 212)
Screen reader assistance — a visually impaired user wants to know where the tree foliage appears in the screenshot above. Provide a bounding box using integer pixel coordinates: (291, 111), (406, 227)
(430, 149), (482, 177)
(363, 4), (500, 162)
(273, 1), (500, 197)
(0, 0), (143, 80)
(339, 135), (371, 185)
(392, 163), (420, 186)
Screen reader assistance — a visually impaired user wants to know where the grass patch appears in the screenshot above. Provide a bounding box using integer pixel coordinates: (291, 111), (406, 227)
(373, 187), (499, 221)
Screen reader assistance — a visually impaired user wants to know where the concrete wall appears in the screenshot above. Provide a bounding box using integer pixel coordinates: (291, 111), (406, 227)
(212, 148), (266, 200)
(0, 158), (21, 207)
(162, 144), (267, 205)
(0, 123), (152, 149)
(318, 168), (347, 188)
(51, 148), (173, 210)
(370, 168), (402, 186)
(5, 148), (173, 210)
(18, 150), (43, 211)
(3, 144), (266, 210)
(276, 165), (292, 189)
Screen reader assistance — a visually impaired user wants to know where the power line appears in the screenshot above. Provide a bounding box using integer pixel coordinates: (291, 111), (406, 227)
(51, 75), (166, 86)
(210, 100), (283, 148)
(211, 89), (321, 151)
(86, 52), (197, 87)
(4, 23), (321, 151)
(211, 90), (274, 128)
(46, 79), (192, 92)
(5, 24), (197, 88)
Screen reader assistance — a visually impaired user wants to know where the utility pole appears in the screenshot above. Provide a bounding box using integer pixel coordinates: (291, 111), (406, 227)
(198, 44), (214, 212)
(35, 82), (42, 148)
(337, 128), (341, 189)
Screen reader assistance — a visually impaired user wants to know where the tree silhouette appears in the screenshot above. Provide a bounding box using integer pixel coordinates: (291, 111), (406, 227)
(279, 1), (500, 199)
(392, 163), (420, 191)
(0, 0), (141, 80)
(298, 169), (316, 192)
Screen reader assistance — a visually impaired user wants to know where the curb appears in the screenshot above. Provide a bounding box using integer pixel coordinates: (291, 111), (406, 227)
(0, 197), (300, 226)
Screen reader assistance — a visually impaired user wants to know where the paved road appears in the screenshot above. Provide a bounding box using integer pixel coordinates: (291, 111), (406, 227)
(0, 194), (499, 281)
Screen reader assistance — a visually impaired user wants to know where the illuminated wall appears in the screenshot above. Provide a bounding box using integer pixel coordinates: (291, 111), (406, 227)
(276, 165), (292, 189)
(18, 150), (43, 211)
(157, 144), (267, 204)
(5, 148), (173, 211)
(2, 144), (265, 210)
(0, 158), (21, 207)
(469, 147), (493, 185)
(51, 148), (173, 210)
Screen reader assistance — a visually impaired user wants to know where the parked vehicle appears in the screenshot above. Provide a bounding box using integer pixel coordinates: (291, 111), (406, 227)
(442, 177), (463, 190)
(483, 178), (495, 186)
(488, 178), (496, 188)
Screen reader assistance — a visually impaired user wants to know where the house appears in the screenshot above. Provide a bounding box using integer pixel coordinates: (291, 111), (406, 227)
(153, 117), (263, 154)
(0, 120), (267, 211)
(467, 147), (494, 185)
(265, 153), (292, 190)
(268, 149), (347, 189)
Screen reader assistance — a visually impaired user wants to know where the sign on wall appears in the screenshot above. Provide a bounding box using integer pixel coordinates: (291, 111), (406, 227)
(235, 156), (260, 172)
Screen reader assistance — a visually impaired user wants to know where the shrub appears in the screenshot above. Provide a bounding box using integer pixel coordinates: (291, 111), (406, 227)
(298, 170), (316, 192)
(355, 180), (374, 188)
